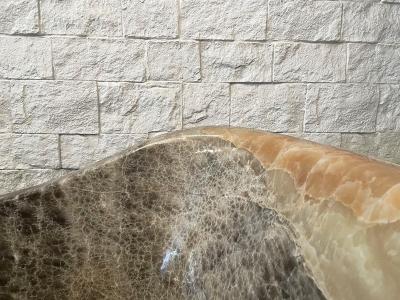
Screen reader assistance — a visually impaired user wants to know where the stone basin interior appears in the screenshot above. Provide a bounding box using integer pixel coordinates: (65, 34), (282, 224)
(1, 127), (400, 300)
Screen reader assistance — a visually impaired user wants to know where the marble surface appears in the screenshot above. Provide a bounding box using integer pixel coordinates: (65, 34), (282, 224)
(1, 127), (400, 299)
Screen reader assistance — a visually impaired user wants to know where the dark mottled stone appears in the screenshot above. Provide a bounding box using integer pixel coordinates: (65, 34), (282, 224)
(0, 135), (325, 299)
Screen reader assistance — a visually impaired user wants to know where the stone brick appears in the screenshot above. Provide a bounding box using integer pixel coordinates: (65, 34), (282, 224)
(183, 83), (230, 127)
(201, 42), (272, 82)
(343, 3), (400, 43)
(340, 133), (378, 157)
(377, 85), (400, 131)
(347, 44), (400, 83)
(341, 133), (400, 165)
(231, 84), (305, 132)
(181, 0), (267, 40)
(148, 41), (201, 82)
(41, 0), (122, 36)
(268, 0), (341, 41)
(52, 38), (146, 81)
(304, 84), (378, 132)
(0, 169), (67, 196)
(121, 0), (178, 38)
(0, 37), (52, 79)
(60, 134), (148, 169)
(98, 82), (181, 133)
(0, 0), (39, 34)
(0, 83), (12, 133)
(274, 43), (346, 82)
(375, 133), (400, 164)
(289, 133), (342, 148)
(0, 134), (59, 169)
(0, 80), (98, 134)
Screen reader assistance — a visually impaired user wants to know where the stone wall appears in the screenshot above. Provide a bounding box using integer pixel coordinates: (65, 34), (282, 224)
(1, 0), (400, 194)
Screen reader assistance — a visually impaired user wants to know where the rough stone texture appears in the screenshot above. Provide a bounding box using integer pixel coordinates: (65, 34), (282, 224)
(0, 0), (39, 34)
(52, 38), (146, 81)
(148, 41), (201, 82)
(183, 83), (230, 127)
(121, 0), (177, 38)
(0, 134), (59, 169)
(99, 82), (181, 133)
(304, 84), (379, 133)
(2, 0), (400, 190)
(231, 84), (305, 132)
(0, 80), (98, 134)
(268, 0), (341, 41)
(0, 83), (12, 133)
(274, 43), (346, 82)
(289, 132), (342, 148)
(347, 44), (400, 83)
(343, 3), (400, 43)
(341, 133), (400, 164)
(0, 169), (66, 195)
(181, 0), (267, 40)
(60, 134), (147, 169)
(377, 85), (400, 131)
(0, 37), (52, 79)
(41, 0), (122, 36)
(340, 133), (378, 157)
(202, 42), (272, 82)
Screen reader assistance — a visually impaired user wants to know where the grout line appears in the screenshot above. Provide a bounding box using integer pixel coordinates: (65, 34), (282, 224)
(339, 1), (344, 41)
(180, 83), (184, 129)
(95, 81), (102, 134)
(198, 41), (203, 82)
(144, 41), (150, 81)
(228, 83), (232, 127)
(119, 0), (124, 36)
(0, 32), (399, 47)
(36, 0), (42, 33)
(57, 134), (62, 169)
(0, 78), (397, 85)
(49, 39), (56, 79)
(344, 43), (349, 82)
(177, 0), (182, 39)
(271, 43), (275, 82)
(374, 85), (381, 132)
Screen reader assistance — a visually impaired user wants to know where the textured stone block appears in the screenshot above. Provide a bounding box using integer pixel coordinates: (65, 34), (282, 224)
(341, 133), (400, 164)
(340, 133), (378, 157)
(0, 37), (52, 79)
(274, 43), (346, 82)
(52, 38), (146, 81)
(231, 84), (305, 132)
(343, 3), (400, 43)
(60, 134), (147, 169)
(347, 44), (400, 83)
(121, 0), (178, 38)
(0, 169), (66, 196)
(183, 83), (230, 127)
(0, 84), (11, 133)
(1, 81), (98, 134)
(99, 82), (181, 133)
(0, 0), (39, 34)
(304, 84), (378, 132)
(375, 133), (400, 164)
(148, 41), (201, 82)
(202, 42), (272, 82)
(181, 0), (267, 40)
(268, 0), (341, 41)
(289, 133), (341, 148)
(377, 85), (400, 131)
(41, 0), (122, 36)
(0, 134), (59, 169)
